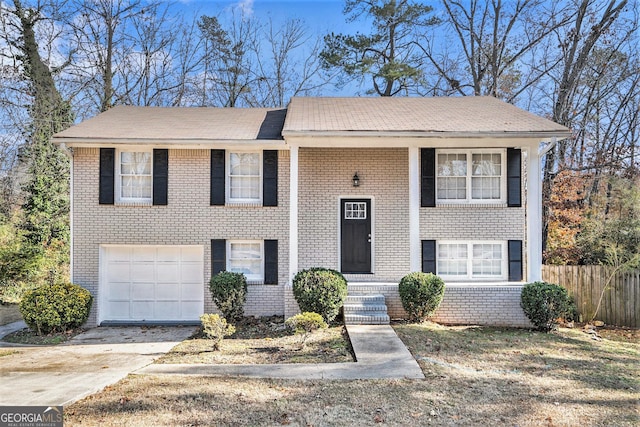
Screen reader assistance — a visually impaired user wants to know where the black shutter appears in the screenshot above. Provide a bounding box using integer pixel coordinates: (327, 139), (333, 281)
(211, 239), (226, 276)
(508, 240), (523, 282)
(422, 240), (437, 274)
(153, 149), (168, 206)
(264, 240), (278, 284)
(507, 148), (522, 207)
(263, 150), (278, 207)
(421, 148), (436, 207)
(210, 149), (225, 206)
(99, 148), (115, 205)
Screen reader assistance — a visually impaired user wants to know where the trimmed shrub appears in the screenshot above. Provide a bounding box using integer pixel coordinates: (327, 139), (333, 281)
(209, 271), (247, 323)
(398, 272), (445, 322)
(285, 312), (328, 346)
(200, 313), (236, 350)
(292, 268), (347, 323)
(19, 283), (92, 335)
(520, 281), (572, 332)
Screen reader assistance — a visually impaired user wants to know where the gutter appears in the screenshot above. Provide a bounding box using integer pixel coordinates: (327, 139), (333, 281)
(282, 130), (573, 140)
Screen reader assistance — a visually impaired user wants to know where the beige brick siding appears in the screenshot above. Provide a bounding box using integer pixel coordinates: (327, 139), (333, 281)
(298, 148), (411, 281)
(348, 283), (532, 327)
(420, 205), (525, 240)
(73, 148), (289, 326)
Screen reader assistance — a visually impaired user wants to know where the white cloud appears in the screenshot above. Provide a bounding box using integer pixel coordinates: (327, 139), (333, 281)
(234, 0), (254, 16)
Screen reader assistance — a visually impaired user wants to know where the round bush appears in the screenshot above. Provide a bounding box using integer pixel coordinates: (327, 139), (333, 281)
(19, 283), (92, 335)
(292, 268), (347, 323)
(520, 281), (572, 332)
(209, 271), (247, 323)
(398, 272), (445, 322)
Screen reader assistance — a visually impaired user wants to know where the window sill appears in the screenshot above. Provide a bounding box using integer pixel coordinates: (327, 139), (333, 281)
(114, 201), (153, 207)
(224, 201), (263, 208)
(433, 203), (509, 208)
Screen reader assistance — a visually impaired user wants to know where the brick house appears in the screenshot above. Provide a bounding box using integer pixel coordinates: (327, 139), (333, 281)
(52, 97), (570, 327)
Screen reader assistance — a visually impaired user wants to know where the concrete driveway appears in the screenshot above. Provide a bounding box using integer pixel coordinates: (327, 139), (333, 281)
(0, 325), (196, 406)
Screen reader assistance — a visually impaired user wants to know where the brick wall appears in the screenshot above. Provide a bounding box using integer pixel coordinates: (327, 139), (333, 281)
(297, 148), (410, 280)
(73, 148), (289, 326)
(348, 283), (532, 327)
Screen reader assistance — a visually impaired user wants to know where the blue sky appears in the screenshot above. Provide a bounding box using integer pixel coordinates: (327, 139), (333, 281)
(175, 0), (355, 34)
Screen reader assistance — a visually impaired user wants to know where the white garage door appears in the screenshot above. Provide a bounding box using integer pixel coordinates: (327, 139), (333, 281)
(101, 245), (204, 323)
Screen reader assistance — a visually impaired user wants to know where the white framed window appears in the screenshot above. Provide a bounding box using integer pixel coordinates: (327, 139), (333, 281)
(437, 241), (507, 280)
(227, 240), (264, 283)
(227, 151), (262, 203)
(116, 149), (152, 203)
(437, 149), (505, 203)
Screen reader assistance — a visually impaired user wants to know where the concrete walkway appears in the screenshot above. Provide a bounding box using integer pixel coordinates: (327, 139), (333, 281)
(138, 325), (425, 380)
(0, 324), (196, 406)
(0, 322), (423, 406)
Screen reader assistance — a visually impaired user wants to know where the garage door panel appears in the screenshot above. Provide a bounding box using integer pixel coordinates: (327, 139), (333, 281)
(181, 247), (203, 262)
(131, 283), (155, 299)
(156, 264), (180, 283)
(102, 245), (204, 323)
(108, 282), (130, 300)
(108, 301), (131, 319)
(131, 301), (155, 319)
(181, 264), (204, 283)
(181, 282), (203, 296)
(132, 247), (157, 262)
(156, 246), (180, 261)
(106, 263), (130, 282)
(131, 263), (156, 281)
(157, 283), (180, 300)
(181, 301), (204, 319)
(155, 301), (180, 317)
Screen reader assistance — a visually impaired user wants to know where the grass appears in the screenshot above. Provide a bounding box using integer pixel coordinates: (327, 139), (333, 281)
(2, 328), (84, 345)
(157, 316), (353, 364)
(64, 321), (640, 427)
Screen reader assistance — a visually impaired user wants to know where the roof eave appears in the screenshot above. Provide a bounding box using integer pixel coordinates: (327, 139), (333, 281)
(281, 130), (572, 140)
(52, 137), (287, 148)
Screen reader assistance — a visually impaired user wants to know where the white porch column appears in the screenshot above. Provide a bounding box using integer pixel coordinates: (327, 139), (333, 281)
(409, 146), (421, 272)
(289, 145), (299, 284)
(527, 147), (542, 282)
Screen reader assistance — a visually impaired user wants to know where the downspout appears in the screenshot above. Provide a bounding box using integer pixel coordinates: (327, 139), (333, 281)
(59, 143), (74, 283)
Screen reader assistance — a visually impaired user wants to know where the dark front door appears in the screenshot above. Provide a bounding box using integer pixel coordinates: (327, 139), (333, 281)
(341, 199), (372, 273)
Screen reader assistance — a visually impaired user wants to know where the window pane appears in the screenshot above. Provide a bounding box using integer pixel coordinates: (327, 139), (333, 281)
(438, 153), (467, 176)
(229, 153), (260, 200)
(119, 151), (152, 200)
(121, 152), (151, 175)
(438, 244), (467, 276)
(230, 176), (260, 199)
(230, 153), (259, 176)
(472, 244), (502, 276)
(438, 153), (467, 200)
(472, 153), (501, 176)
(229, 243), (262, 278)
(471, 153), (501, 200)
(471, 177), (500, 199)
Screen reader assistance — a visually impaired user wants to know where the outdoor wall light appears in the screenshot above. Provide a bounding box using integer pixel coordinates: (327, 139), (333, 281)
(352, 172), (360, 187)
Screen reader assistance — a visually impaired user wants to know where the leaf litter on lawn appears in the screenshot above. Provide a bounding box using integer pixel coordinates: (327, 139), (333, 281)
(156, 315), (354, 364)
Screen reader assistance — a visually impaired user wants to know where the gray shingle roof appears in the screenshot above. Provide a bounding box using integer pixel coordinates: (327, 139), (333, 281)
(282, 96), (570, 136)
(54, 106), (286, 142)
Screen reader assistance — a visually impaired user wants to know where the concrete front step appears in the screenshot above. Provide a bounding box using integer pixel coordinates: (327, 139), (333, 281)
(344, 293), (390, 325)
(343, 304), (388, 313)
(344, 313), (390, 325)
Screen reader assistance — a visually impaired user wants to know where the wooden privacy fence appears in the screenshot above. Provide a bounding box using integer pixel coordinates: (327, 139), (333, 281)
(542, 265), (639, 328)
